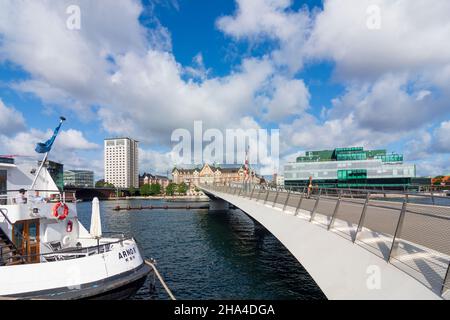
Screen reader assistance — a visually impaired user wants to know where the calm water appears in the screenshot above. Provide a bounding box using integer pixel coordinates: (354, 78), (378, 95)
(76, 199), (326, 300)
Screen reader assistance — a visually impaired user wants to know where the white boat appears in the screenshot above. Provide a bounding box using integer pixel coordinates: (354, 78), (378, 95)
(0, 158), (150, 299)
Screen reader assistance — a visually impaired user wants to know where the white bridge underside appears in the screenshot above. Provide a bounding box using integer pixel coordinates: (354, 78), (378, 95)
(203, 188), (442, 300)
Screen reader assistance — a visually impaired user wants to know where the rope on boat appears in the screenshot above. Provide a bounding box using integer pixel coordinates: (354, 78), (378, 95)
(145, 259), (176, 300)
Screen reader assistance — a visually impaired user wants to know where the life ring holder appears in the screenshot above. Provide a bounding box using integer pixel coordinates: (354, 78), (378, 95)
(52, 202), (69, 221)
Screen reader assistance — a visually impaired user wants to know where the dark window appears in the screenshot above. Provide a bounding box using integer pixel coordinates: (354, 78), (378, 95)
(0, 170), (6, 205)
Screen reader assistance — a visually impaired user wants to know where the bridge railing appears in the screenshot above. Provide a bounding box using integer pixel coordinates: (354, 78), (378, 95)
(201, 182), (450, 298)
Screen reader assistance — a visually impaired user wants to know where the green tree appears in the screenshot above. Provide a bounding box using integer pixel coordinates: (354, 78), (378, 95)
(95, 180), (115, 188)
(149, 183), (161, 195)
(140, 184), (151, 196)
(129, 186), (137, 196)
(95, 180), (104, 187)
(177, 182), (188, 195)
(166, 183), (177, 196)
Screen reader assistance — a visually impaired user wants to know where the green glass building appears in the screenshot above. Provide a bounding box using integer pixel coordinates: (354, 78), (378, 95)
(39, 160), (64, 191)
(64, 170), (94, 188)
(284, 147), (416, 190)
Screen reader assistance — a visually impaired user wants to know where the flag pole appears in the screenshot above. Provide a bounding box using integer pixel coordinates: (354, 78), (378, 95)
(30, 152), (49, 191)
(30, 117), (66, 191)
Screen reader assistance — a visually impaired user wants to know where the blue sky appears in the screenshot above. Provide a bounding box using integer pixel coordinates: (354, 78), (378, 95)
(0, 0), (449, 178)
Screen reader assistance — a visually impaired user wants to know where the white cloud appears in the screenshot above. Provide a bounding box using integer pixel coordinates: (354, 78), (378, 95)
(307, 0), (450, 82)
(327, 75), (448, 133)
(261, 76), (310, 121)
(403, 120), (450, 158)
(139, 148), (174, 175)
(432, 121), (450, 154)
(218, 0), (302, 40)
(0, 128), (98, 155)
(98, 53), (275, 144)
(415, 156), (450, 177)
(0, 99), (26, 136)
(1, 0), (450, 178)
(0, 1), (283, 147)
(0, 128), (99, 174)
(0, 0), (153, 123)
(56, 129), (99, 151)
(280, 112), (406, 154)
(217, 0), (311, 72)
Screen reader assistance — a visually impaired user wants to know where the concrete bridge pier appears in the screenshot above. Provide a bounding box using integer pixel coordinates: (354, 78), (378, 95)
(208, 198), (229, 212)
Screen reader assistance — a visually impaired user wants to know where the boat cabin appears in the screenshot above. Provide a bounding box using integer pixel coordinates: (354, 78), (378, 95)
(0, 158), (85, 265)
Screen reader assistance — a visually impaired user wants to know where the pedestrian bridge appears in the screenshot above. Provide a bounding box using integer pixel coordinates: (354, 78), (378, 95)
(200, 184), (450, 300)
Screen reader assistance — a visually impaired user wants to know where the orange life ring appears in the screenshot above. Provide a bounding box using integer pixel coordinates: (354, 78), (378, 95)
(53, 202), (69, 221)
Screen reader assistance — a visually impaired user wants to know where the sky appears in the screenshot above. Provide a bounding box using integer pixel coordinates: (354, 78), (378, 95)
(0, 0), (449, 179)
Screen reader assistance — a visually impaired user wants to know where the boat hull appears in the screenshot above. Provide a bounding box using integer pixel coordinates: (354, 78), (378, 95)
(5, 263), (150, 300)
(0, 238), (150, 300)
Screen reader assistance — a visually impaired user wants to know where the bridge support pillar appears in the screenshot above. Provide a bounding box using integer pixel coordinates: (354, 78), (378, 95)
(209, 198), (230, 212)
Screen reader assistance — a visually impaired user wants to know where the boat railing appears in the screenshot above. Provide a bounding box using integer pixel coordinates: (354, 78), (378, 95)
(0, 207), (13, 226)
(0, 189), (77, 206)
(1, 236), (134, 265)
(0, 207), (15, 266)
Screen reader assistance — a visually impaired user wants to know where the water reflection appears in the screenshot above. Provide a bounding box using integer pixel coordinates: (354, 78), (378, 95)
(76, 200), (325, 300)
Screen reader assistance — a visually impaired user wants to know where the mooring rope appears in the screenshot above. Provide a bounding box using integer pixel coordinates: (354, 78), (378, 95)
(145, 259), (176, 300)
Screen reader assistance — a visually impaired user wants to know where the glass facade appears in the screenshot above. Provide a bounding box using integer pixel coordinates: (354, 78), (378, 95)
(0, 157), (14, 165)
(64, 170), (94, 188)
(285, 147), (416, 189)
(39, 160), (64, 191)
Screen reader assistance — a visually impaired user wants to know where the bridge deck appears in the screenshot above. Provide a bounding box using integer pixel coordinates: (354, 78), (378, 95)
(202, 186), (447, 300)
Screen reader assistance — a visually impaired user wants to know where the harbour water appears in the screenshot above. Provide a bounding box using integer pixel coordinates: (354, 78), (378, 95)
(77, 199), (326, 300)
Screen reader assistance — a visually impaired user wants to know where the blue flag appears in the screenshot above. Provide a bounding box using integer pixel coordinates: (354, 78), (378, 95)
(35, 121), (63, 154)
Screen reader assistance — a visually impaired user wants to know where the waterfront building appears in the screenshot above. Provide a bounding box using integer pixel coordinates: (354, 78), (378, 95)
(38, 160), (64, 191)
(64, 170), (94, 188)
(284, 147), (416, 190)
(104, 138), (139, 189)
(276, 175), (285, 187)
(432, 175), (450, 187)
(139, 173), (171, 189)
(172, 164), (261, 187)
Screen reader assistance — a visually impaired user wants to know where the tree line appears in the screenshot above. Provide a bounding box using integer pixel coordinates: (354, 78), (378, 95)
(95, 179), (191, 196)
(137, 182), (189, 196)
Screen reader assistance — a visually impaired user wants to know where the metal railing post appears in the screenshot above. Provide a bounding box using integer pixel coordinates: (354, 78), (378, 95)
(309, 189), (322, 222)
(264, 189), (270, 205)
(442, 262), (450, 296)
(256, 187), (262, 201)
(328, 190), (342, 231)
(388, 197), (408, 263)
(295, 190), (304, 216)
(283, 189), (291, 212)
(354, 192), (370, 243)
(272, 188), (280, 207)
(250, 184), (256, 200)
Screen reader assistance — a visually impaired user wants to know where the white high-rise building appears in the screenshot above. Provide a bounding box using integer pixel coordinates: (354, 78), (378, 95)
(104, 138), (139, 188)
